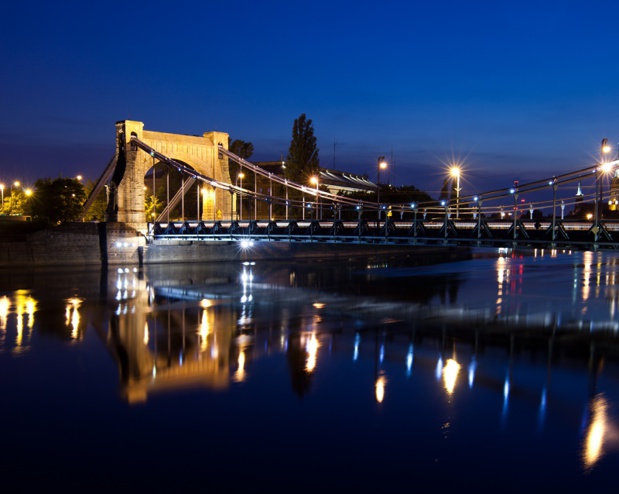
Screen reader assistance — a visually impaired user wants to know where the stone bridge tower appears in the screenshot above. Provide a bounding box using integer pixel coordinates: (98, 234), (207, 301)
(107, 120), (231, 233)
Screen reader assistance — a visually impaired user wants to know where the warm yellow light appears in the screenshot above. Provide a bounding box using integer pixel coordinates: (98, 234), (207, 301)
(442, 358), (461, 395)
(238, 172), (245, 179)
(450, 166), (461, 178)
(375, 374), (387, 403)
(310, 176), (319, 186)
(379, 161), (388, 170)
(601, 162), (614, 174)
(76, 175), (82, 181)
(13, 181), (20, 187)
(602, 144), (611, 154)
(24, 188), (33, 197)
(306, 333), (320, 372)
(583, 395), (608, 470)
(0, 295), (9, 329)
(199, 308), (211, 352)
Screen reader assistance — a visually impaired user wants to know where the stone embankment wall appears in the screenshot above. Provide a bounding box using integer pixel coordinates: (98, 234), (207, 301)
(0, 222), (470, 268)
(0, 222), (144, 268)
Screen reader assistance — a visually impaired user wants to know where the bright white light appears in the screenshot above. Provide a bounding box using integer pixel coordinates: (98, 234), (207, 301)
(240, 239), (254, 249)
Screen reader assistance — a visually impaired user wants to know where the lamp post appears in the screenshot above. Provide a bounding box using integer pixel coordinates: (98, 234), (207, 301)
(600, 139), (612, 217)
(0, 183), (4, 212)
(9, 181), (20, 215)
(475, 196), (482, 244)
(237, 172), (244, 220)
(310, 176), (319, 220)
(441, 200), (449, 240)
(510, 188), (518, 241)
(550, 178), (557, 243)
(594, 139), (612, 241)
(377, 157), (387, 220)
(450, 166), (461, 219)
(197, 185), (201, 221)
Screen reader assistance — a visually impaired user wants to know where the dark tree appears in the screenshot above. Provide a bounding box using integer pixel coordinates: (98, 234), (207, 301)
(286, 114), (319, 185)
(228, 139), (254, 184)
(82, 179), (107, 221)
(229, 139), (254, 160)
(27, 177), (86, 224)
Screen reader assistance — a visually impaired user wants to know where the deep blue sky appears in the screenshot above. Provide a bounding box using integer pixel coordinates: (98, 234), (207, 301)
(2, 0), (619, 198)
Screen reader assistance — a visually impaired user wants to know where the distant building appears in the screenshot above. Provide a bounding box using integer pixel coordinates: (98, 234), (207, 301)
(232, 160), (378, 220)
(253, 161), (377, 195)
(609, 172), (619, 211)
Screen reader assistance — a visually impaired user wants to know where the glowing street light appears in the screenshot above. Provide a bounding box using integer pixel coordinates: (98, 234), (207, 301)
(9, 181), (20, 214)
(237, 172), (245, 220)
(450, 166), (462, 219)
(597, 139), (613, 227)
(377, 157), (388, 220)
(310, 176), (320, 219)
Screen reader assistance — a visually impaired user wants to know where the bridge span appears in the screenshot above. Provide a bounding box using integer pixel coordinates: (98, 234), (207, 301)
(83, 120), (619, 253)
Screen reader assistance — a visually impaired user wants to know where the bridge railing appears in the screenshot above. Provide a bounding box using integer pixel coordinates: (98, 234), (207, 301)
(147, 217), (619, 251)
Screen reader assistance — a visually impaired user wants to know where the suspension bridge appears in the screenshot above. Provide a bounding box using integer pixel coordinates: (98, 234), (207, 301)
(83, 120), (619, 252)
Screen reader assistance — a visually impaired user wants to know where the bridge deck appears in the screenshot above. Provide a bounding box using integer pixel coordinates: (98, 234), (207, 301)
(147, 218), (619, 250)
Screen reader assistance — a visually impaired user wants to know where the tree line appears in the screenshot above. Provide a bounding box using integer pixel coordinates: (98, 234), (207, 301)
(3, 113), (432, 226)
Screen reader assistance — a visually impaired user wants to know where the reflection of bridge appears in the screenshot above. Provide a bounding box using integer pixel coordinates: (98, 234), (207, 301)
(84, 120), (619, 250)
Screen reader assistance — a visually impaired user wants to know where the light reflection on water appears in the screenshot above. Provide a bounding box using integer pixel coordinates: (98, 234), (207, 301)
(0, 248), (619, 490)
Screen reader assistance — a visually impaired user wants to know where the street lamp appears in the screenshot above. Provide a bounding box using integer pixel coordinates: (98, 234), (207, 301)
(600, 139), (612, 213)
(377, 157), (387, 219)
(450, 166), (461, 219)
(9, 181), (20, 215)
(237, 172), (245, 220)
(310, 176), (319, 220)
(510, 187), (518, 241)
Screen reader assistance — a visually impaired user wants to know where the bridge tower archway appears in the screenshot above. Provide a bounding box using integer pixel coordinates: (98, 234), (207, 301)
(107, 120), (231, 233)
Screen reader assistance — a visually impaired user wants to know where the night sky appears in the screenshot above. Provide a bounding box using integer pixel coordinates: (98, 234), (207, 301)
(2, 0), (619, 198)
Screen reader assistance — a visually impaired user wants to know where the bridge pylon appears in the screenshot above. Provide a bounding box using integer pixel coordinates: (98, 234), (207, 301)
(94, 120), (231, 235)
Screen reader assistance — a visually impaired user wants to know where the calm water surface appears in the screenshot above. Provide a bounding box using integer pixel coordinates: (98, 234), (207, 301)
(1, 248), (619, 492)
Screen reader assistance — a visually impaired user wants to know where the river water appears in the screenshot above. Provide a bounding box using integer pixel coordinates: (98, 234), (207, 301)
(1, 247), (618, 492)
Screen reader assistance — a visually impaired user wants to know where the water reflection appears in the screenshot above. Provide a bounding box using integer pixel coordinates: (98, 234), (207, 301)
(2, 249), (619, 481)
(0, 290), (37, 354)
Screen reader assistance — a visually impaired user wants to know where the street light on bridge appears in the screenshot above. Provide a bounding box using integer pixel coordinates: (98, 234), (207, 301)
(310, 176), (320, 220)
(450, 166), (462, 219)
(237, 172), (245, 221)
(598, 139), (613, 224)
(377, 157), (388, 220)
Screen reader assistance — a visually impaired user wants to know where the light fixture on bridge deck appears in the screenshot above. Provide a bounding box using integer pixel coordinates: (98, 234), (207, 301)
(376, 157), (388, 220)
(450, 166), (462, 219)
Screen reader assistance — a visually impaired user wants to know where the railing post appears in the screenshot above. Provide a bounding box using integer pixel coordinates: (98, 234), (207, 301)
(412, 203), (417, 244)
(475, 196), (482, 246)
(442, 200), (448, 242)
(510, 187), (518, 242)
(551, 179), (557, 244)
